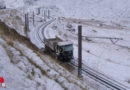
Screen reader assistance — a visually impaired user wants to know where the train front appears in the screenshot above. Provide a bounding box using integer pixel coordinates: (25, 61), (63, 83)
(57, 41), (73, 62)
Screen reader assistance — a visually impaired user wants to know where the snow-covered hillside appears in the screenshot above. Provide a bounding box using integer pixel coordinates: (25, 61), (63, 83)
(44, 18), (130, 89)
(0, 22), (91, 90)
(4, 0), (24, 8)
(1, 0), (130, 90)
(3, 0), (130, 25)
(0, 9), (25, 36)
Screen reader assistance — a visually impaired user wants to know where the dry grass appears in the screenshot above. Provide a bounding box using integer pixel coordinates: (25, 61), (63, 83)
(0, 22), (49, 75)
(3, 45), (15, 64)
(6, 39), (14, 46)
(0, 9), (24, 29)
(0, 22), (39, 52)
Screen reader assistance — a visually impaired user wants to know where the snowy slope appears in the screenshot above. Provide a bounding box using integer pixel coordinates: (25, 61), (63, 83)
(1, 0), (130, 89)
(4, 0), (24, 8)
(0, 34), (90, 90)
(0, 17), (91, 89)
(0, 9), (25, 36)
(3, 0), (130, 24)
(0, 37), (65, 90)
(52, 18), (130, 88)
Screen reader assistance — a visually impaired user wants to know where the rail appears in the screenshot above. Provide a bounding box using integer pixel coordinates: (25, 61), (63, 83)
(69, 60), (129, 90)
(36, 18), (56, 44)
(35, 18), (129, 90)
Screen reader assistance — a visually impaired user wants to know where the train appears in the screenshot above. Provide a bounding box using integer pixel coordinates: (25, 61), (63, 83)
(44, 37), (73, 62)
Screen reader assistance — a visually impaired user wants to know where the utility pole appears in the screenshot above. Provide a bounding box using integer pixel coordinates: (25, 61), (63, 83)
(25, 13), (29, 33)
(33, 11), (35, 26)
(26, 13), (29, 32)
(44, 10), (46, 21)
(25, 14), (27, 32)
(78, 25), (82, 77)
(38, 8), (40, 15)
(48, 9), (50, 19)
(42, 9), (44, 16)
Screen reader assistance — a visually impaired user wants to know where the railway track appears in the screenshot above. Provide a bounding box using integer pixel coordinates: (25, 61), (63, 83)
(69, 60), (129, 90)
(36, 18), (56, 44)
(35, 18), (129, 90)
(36, 23), (45, 43)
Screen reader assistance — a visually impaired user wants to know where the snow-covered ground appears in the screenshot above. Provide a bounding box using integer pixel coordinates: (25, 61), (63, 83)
(0, 37), (65, 90)
(0, 10), (91, 89)
(0, 33), (90, 90)
(1, 0), (130, 89)
(0, 9), (25, 36)
(0, 38), (51, 90)
(3, 0), (130, 27)
(29, 14), (130, 89)
(52, 18), (130, 88)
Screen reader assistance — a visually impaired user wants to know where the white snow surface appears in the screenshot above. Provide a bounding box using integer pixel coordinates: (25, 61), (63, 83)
(3, 0), (130, 25)
(0, 9), (25, 36)
(1, 0), (130, 89)
(54, 19), (130, 88)
(0, 37), (64, 90)
(4, 0), (24, 9)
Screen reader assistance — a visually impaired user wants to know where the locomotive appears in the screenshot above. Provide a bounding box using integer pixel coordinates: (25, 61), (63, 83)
(44, 37), (73, 62)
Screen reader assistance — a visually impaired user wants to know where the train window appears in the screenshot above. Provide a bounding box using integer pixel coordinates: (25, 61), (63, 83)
(61, 45), (73, 51)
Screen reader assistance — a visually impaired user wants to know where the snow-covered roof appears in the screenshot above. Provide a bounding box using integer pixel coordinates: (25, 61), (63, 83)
(57, 41), (73, 46)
